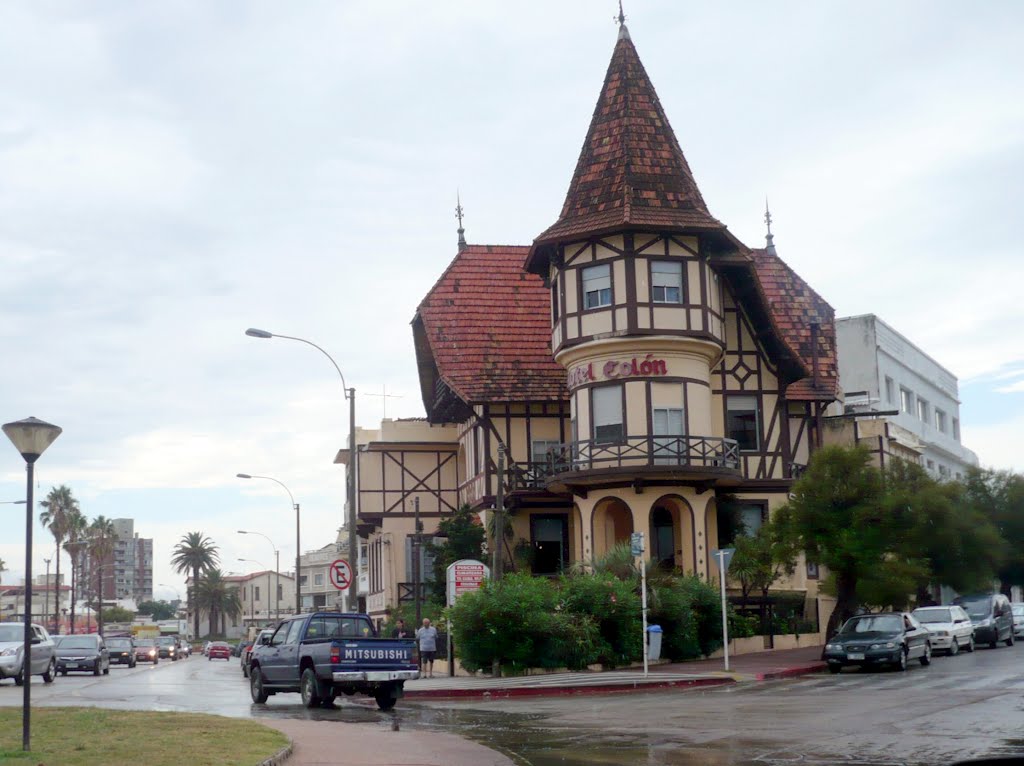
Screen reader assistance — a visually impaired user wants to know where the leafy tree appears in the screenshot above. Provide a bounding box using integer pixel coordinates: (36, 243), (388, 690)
(728, 520), (797, 634)
(0, 557), (5, 585)
(171, 532), (220, 640)
(101, 606), (135, 623)
(39, 485), (79, 627)
(63, 509), (88, 633)
(88, 516), (115, 636)
(137, 600), (177, 621)
(962, 467), (1024, 593)
(427, 504), (485, 604)
(194, 569), (242, 637)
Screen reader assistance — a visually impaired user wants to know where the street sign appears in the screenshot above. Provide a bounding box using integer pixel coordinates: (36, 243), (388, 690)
(446, 559), (489, 607)
(328, 558), (352, 591)
(710, 547), (735, 574)
(630, 531), (645, 557)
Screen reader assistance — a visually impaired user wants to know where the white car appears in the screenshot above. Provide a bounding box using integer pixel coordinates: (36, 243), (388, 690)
(912, 605), (974, 655)
(0, 622), (58, 685)
(1012, 603), (1024, 637)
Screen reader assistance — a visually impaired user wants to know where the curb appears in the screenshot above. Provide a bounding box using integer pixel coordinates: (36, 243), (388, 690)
(257, 737), (294, 766)
(754, 662), (826, 681)
(403, 675), (735, 700)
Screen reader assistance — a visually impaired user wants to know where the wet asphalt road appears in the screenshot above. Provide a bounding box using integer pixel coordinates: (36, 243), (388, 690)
(1, 643), (1022, 766)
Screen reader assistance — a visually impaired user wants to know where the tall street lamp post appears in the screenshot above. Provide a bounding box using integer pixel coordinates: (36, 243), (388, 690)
(3, 416), (62, 753)
(238, 530), (280, 620)
(245, 328), (357, 609)
(237, 474), (300, 612)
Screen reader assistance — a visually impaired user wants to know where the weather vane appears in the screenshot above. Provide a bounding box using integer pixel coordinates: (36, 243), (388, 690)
(455, 192), (464, 228)
(616, 0), (626, 26)
(764, 198), (773, 235)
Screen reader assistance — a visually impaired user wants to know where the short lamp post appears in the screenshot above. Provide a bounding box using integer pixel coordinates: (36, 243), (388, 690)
(3, 416), (62, 753)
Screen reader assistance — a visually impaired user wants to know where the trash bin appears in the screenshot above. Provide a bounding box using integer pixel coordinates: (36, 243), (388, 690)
(646, 625), (663, 661)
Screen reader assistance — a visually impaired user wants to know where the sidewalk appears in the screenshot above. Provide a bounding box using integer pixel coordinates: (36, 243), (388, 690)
(402, 644), (825, 700)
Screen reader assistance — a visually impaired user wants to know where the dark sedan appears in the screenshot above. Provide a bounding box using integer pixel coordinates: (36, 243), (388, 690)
(105, 637), (137, 667)
(823, 612), (932, 673)
(54, 635), (110, 676)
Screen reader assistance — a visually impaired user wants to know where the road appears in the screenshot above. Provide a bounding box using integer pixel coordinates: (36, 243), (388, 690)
(1, 643), (1022, 765)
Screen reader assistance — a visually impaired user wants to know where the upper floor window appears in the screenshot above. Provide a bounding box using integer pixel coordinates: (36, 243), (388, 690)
(551, 277), (560, 323)
(651, 261), (683, 303)
(934, 409), (947, 433)
(314, 573), (324, 587)
(726, 396), (760, 451)
(531, 439), (561, 462)
(254, 586), (261, 601)
(592, 384), (624, 443)
(952, 418), (960, 441)
(582, 263), (612, 309)
(917, 398), (930, 423)
(884, 376), (895, 404)
(900, 388), (914, 414)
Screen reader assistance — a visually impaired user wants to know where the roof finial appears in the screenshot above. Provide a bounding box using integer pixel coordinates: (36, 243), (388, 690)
(456, 191), (467, 251)
(764, 198), (777, 256)
(616, 0), (630, 40)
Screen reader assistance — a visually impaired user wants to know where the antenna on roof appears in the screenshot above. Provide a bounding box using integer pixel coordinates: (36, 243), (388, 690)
(455, 191), (467, 251)
(615, 0), (630, 40)
(764, 198), (777, 256)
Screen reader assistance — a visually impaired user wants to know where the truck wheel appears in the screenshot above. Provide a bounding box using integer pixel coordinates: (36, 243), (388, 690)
(375, 691), (397, 711)
(300, 668), (322, 708)
(320, 694), (337, 708)
(250, 667), (270, 704)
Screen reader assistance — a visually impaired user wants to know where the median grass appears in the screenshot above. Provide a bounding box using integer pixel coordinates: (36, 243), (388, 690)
(0, 707), (288, 765)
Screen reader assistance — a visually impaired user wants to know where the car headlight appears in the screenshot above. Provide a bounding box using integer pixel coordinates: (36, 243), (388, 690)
(975, 618), (991, 627)
(885, 642), (897, 649)
(0, 648), (19, 657)
(934, 631), (947, 637)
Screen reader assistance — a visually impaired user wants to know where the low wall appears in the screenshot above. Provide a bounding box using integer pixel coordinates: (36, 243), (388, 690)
(706, 631), (824, 659)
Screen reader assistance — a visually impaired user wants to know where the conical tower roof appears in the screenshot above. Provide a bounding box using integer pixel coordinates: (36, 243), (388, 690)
(528, 28), (725, 267)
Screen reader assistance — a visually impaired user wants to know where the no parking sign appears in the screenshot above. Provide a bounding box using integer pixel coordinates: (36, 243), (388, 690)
(329, 559), (352, 591)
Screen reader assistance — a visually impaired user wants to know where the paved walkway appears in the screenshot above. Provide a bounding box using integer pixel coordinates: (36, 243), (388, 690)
(264, 719), (515, 766)
(403, 644), (825, 699)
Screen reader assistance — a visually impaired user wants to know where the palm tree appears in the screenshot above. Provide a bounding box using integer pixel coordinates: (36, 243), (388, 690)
(63, 510), (88, 633)
(88, 516), (115, 636)
(0, 557), (6, 586)
(194, 569), (241, 637)
(171, 532), (220, 639)
(40, 485), (80, 627)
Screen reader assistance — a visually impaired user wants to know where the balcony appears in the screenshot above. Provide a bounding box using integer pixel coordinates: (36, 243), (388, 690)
(516, 435), (741, 494)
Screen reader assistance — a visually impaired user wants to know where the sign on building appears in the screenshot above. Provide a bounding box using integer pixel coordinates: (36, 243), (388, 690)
(329, 558), (353, 591)
(446, 559), (489, 607)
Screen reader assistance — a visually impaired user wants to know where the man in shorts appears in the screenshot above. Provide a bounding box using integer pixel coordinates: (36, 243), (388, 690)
(416, 618), (438, 678)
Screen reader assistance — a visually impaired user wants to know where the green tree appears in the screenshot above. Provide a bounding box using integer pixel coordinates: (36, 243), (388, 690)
(39, 484), (79, 626)
(0, 557), (6, 586)
(728, 520), (797, 634)
(171, 532), (220, 639)
(63, 509), (88, 633)
(427, 504), (486, 604)
(88, 516), (116, 636)
(137, 600), (177, 621)
(101, 606), (135, 623)
(194, 569), (242, 637)
(962, 467), (1024, 593)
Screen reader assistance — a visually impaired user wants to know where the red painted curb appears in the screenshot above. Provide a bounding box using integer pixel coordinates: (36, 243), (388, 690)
(403, 675), (735, 700)
(754, 662), (827, 681)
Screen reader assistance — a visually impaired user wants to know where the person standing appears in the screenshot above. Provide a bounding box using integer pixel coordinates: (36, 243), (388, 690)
(416, 618), (438, 678)
(391, 619), (410, 639)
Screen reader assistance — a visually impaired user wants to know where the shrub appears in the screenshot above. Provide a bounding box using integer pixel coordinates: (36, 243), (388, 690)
(558, 573), (642, 667)
(648, 575), (723, 659)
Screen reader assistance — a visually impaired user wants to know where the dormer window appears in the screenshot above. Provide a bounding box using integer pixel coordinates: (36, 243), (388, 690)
(582, 263), (612, 309)
(651, 261), (683, 303)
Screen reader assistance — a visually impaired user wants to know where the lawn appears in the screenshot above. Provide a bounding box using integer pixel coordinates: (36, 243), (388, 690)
(0, 707), (288, 765)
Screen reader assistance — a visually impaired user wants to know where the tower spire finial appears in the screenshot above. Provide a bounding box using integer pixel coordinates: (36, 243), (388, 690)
(764, 198), (777, 256)
(456, 191), (467, 251)
(616, 1), (630, 40)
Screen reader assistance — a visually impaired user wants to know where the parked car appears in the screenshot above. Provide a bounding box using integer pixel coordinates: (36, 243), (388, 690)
(134, 638), (160, 664)
(953, 593), (1015, 648)
(1011, 603), (1024, 638)
(105, 636), (137, 667)
(54, 634), (110, 676)
(911, 605), (975, 655)
(156, 636), (180, 661)
(0, 623), (57, 685)
(202, 641), (212, 656)
(207, 642), (232, 660)
(242, 630), (275, 678)
(823, 612), (932, 673)
(248, 612), (419, 710)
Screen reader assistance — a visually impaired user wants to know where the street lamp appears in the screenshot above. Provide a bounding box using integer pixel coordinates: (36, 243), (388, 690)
(0, 500), (27, 505)
(238, 530), (280, 620)
(244, 327), (357, 609)
(3, 416), (62, 753)
(237, 558), (270, 624)
(237, 474), (301, 612)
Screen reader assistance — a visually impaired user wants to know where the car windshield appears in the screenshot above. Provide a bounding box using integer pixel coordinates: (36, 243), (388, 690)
(136, 639), (155, 647)
(55, 637), (96, 649)
(842, 615), (903, 634)
(913, 608), (952, 624)
(157, 637), (175, 645)
(0, 625), (24, 642)
(107, 639), (131, 647)
(1012, 605), (1024, 616)
(958, 598), (992, 620)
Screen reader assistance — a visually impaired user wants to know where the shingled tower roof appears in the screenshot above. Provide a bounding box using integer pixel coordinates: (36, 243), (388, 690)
(526, 28), (726, 273)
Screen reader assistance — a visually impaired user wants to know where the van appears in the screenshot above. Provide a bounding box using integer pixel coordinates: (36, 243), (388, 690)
(953, 593), (1015, 648)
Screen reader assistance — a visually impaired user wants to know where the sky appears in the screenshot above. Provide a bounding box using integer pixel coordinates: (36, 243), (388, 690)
(1, 1), (1023, 598)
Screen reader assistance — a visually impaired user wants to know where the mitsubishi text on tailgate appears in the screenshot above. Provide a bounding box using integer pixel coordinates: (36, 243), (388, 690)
(247, 612), (419, 710)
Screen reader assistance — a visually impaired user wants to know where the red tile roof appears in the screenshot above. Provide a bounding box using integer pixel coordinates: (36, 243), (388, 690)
(413, 245), (568, 410)
(528, 32), (724, 262)
(750, 248), (838, 400)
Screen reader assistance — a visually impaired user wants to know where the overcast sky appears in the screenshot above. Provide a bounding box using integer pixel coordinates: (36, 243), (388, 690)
(2, 1), (1022, 597)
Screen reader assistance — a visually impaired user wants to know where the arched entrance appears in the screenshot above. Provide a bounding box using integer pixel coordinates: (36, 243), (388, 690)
(649, 495), (696, 573)
(592, 497), (634, 559)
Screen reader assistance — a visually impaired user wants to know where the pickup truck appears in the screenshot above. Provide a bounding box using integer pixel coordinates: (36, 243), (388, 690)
(248, 612), (419, 710)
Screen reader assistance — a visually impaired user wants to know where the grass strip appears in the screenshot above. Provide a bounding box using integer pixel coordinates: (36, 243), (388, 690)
(0, 707), (288, 766)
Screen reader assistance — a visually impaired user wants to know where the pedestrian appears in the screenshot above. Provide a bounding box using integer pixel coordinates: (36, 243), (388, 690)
(416, 618), (438, 678)
(391, 619), (410, 639)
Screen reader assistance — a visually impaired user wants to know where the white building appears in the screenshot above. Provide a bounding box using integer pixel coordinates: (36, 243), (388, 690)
(836, 314), (978, 479)
(298, 534), (353, 613)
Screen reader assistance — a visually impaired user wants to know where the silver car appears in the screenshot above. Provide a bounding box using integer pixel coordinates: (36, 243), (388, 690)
(0, 622), (57, 685)
(1012, 603), (1024, 637)
(912, 605), (974, 655)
